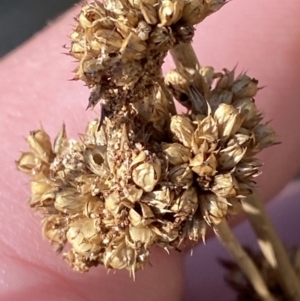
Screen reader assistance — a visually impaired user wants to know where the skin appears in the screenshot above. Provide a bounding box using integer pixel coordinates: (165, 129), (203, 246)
(0, 1), (300, 300)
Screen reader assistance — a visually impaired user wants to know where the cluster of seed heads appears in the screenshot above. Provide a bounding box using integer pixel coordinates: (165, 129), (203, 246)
(17, 0), (276, 275)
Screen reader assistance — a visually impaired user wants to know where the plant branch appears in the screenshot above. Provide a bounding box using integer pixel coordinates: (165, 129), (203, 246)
(242, 193), (300, 301)
(215, 220), (277, 301)
(170, 43), (201, 71)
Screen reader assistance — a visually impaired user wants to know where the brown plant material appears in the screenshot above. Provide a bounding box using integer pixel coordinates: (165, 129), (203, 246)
(69, 0), (226, 115)
(17, 64), (276, 274)
(215, 221), (277, 301)
(16, 0), (278, 276)
(242, 194), (300, 300)
(220, 246), (300, 301)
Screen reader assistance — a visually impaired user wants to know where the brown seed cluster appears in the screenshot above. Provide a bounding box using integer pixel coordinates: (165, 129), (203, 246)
(70, 0), (225, 110)
(17, 64), (276, 273)
(17, 0), (276, 274)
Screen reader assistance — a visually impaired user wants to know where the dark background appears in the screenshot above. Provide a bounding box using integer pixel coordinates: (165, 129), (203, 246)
(0, 0), (78, 57)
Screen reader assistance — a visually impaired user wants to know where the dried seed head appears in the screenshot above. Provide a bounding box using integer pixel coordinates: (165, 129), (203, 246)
(69, 0), (226, 114)
(18, 1), (277, 273)
(181, 0), (226, 26)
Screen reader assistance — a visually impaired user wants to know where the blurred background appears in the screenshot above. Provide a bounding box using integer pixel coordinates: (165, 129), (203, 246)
(0, 0), (78, 57)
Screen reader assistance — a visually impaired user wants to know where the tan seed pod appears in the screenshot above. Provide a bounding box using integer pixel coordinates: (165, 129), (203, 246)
(128, 226), (156, 248)
(67, 224), (94, 255)
(105, 191), (121, 216)
(190, 152), (218, 177)
(27, 129), (54, 163)
(211, 173), (237, 198)
(131, 152), (161, 192)
(42, 215), (67, 250)
(165, 68), (191, 107)
(171, 186), (198, 215)
(16, 152), (39, 174)
(193, 115), (219, 145)
(227, 132), (252, 148)
(53, 124), (68, 155)
(117, 13), (139, 31)
(77, 8), (93, 29)
(234, 157), (261, 179)
(217, 143), (247, 170)
(84, 146), (107, 177)
(81, 219), (100, 240)
(162, 142), (191, 165)
(55, 188), (99, 214)
(200, 193), (228, 225)
(83, 198), (105, 218)
(170, 115), (195, 148)
(40, 189), (57, 209)
(129, 203), (154, 227)
(29, 194), (43, 208)
(104, 240), (136, 270)
(214, 104), (245, 139)
(158, 0), (184, 27)
(169, 163), (194, 188)
(199, 66), (215, 90)
(85, 119), (108, 146)
(232, 75), (258, 99)
(142, 187), (174, 212)
(181, 0), (225, 26)
(129, 208), (144, 227)
(30, 176), (52, 196)
(140, 203), (155, 219)
(124, 185), (144, 203)
(233, 98), (262, 129)
(148, 90), (171, 133)
(152, 222), (179, 242)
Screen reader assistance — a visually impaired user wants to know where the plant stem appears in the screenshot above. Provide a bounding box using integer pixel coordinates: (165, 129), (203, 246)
(170, 43), (208, 114)
(170, 43), (201, 71)
(215, 220), (277, 301)
(242, 193), (300, 301)
(157, 78), (177, 115)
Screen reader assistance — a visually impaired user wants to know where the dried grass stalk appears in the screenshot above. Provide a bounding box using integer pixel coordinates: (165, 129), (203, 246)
(242, 194), (300, 300)
(215, 220), (277, 301)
